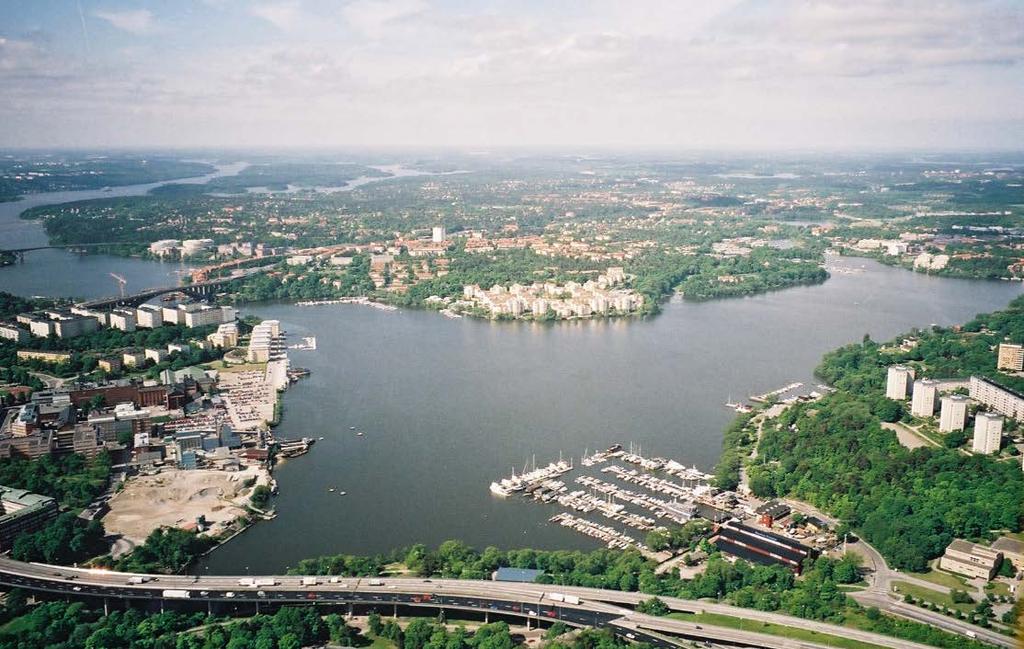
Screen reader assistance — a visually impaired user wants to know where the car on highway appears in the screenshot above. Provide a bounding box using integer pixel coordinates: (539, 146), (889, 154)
(225, 592), (236, 598)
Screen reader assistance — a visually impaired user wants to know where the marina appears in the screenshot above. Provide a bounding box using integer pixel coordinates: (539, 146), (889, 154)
(549, 512), (642, 551)
(750, 381), (803, 403)
(488, 455), (575, 497)
(295, 297), (398, 311)
(489, 445), (727, 556)
(288, 336), (317, 350)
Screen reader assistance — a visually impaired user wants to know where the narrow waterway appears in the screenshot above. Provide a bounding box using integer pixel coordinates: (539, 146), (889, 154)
(0, 163), (250, 298)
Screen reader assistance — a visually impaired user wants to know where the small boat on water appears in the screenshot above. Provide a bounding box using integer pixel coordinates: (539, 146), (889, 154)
(356, 431), (364, 437)
(339, 491), (347, 496)
(328, 488), (336, 493)
(318, 436), (324, 440)
(350, 426), (356, 430)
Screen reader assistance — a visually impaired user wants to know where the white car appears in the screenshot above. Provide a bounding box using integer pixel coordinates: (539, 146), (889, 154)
(225, 592), (236, 598)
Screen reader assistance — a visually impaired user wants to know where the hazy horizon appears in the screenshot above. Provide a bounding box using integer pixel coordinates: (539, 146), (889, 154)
(2, 0), (1022, 151)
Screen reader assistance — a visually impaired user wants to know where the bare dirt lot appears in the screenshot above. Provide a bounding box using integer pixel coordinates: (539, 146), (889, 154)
(104, 467), (270, 545)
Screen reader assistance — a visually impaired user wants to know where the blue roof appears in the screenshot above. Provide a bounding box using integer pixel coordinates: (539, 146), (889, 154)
(493, 567), (544, 583)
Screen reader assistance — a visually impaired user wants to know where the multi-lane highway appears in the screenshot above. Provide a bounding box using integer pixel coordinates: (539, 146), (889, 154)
(0, 556), (967, 649)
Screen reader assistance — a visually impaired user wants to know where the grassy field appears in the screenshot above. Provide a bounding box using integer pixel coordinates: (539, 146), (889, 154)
(666, 612), (888, 649)
(984, 581), (1011, 597)
(911, 565), (970, 589)
(366, 633), (397, 649)
(891, 581), (973, 614)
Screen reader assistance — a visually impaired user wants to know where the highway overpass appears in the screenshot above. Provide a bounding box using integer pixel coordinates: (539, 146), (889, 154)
(0, 557), (963, 649)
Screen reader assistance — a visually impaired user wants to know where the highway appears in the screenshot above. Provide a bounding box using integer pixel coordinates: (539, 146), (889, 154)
(0, 557), (962, 649)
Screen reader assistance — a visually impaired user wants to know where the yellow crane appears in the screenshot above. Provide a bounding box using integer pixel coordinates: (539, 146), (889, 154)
(109, 272), (127, 298)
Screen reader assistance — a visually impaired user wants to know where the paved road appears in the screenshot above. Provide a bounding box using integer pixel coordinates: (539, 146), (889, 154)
(851, 590), (1011, 648)
(843, 540), (1013, 648)
(0, 556), (950, 649)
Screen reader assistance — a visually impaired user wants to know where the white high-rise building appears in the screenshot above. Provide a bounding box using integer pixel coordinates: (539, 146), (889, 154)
(910, 378), (940, 417)
(939, 395), (969, 432)
(886, 365), (915, 400)
(432, 226), (447, 243)
(972, 412), (1003, 454)
(997, 343), (1024, 372)
(969, 375), (1024, 421)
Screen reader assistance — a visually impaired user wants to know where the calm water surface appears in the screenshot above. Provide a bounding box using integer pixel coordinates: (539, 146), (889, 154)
(196, 258), (1022, 573)
(0, 164), (250, 298)
(2, 174), (1022, 574)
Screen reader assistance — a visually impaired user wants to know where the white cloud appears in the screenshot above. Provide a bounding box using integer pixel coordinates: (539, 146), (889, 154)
(1, 0), (1022, 148)
(250, 1), (303, 30)
(93, 8), (155, 34)
(342, 0), (427, 38)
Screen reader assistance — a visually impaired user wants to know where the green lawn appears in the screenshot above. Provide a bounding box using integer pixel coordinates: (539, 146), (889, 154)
(666, 612), (887, 649)
(891, 581), (973, 614)
(910, 565), (970, 589)
(984, 581), (1011, 597)
(366, 632), (397, 649)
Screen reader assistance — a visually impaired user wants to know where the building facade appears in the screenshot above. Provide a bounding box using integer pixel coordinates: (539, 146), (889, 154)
(910, 378), (940, 417)
(939, 539), (1002, 580)
(997, 343), (1024, 372)
(972, 412), (1003, 454)
(0, 485), (58, 550)
(885, 365), (915, 400)
(969, 375), (1024, 421)
(938, 394), (969, 432)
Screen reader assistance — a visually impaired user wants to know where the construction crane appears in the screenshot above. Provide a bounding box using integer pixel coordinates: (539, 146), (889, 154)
(109, 273), (127, 298)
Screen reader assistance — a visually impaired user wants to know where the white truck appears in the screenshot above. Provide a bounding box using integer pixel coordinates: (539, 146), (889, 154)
(368, 578), (385, 586)
(301, 577), (319, 586)
(238, 577), (278, 588)
(545, 592), (580, 605)
(126, 576), (151, 585)
(162, 590), (191, 599)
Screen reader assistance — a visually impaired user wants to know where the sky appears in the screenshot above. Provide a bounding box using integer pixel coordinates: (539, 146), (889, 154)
(0, 0), (1022, 151)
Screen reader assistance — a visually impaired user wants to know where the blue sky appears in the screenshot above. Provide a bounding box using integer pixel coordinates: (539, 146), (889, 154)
(1, 0), (1022, 150)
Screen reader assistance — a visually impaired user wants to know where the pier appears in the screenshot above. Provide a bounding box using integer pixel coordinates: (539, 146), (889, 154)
(750, 381), (803, 403)
(295, 297), (398, 311)
(489, 445), (724, 555)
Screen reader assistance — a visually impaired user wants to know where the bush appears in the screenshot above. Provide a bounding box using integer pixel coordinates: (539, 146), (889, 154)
(636, 597), (670, 616)
(950, 589), (974, 604)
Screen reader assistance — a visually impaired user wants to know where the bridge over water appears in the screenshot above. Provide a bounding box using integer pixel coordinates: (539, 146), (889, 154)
(0, 243), (126, 262)
(76, 266), (274, 310)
